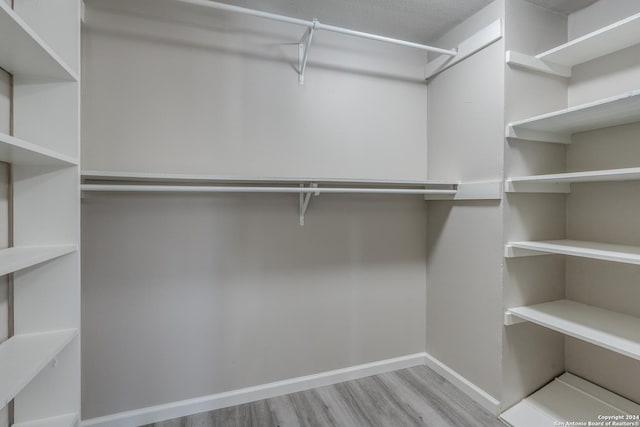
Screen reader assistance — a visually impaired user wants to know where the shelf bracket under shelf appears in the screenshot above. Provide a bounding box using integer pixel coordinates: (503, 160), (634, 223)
(299, 183), (319, 226)
(298, 20), (318, 85)
(505, 50), (571, 78)
(504, 311), (527, 326)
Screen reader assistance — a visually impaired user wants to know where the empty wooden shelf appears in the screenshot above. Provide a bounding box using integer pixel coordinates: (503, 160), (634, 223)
(506, 167), (640, 192)
(505, 299), (640, 360)
(0, 246), (77, 277)
(506, 12), (640, 77)
(505, 239), (640, 265)
(0, 133), (78, 167)
(0, 1), (77, 81)
(506, 89), (640, 143)
(0, 330), (78, 408)
(501, 373), (640, 427)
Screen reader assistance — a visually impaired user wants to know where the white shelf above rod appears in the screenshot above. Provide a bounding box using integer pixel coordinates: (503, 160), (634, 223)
(81, 183), (457, 226)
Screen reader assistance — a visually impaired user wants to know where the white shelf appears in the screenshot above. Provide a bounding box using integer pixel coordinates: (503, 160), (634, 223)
(501, 373), (640, 427)
(0, 330), (78, 408)
(0, 133), (78, 167)
(0, 246), (77, 277)
(505, 239), (640, 265)
(506, 167), (640, 193)
(0, 1), (78, 81)
(81, 170), (454, 187)
(13, 413), (78, 427)
(505, 12), (640, 78)
(506, 89), (640, 144)
(505, 300), (640, 361)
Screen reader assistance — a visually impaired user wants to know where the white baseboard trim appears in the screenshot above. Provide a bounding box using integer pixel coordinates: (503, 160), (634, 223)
(81, 353), (427, 427)
(423, 352), (501, 416)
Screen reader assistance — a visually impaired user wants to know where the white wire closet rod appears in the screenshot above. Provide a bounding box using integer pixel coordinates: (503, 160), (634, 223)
(174, 0), (457, 56)
(80, 184), (457, 195)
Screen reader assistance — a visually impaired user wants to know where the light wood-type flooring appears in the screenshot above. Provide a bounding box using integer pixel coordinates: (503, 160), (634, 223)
(144, 365), (507, 427)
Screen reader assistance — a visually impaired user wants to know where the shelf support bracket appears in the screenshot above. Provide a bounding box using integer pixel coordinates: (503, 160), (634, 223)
(299, 183), (319, 226)
(504, 312), (527, 326)
(298, 19), (318, 85)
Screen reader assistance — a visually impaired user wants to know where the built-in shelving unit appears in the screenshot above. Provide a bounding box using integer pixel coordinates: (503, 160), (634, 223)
(12, 413), (79, 427)
(1, 0), (81, 425)
(0, 330), (78, 407)
(504, 300), (640, 360)
(503, 5), (640, 425)
(505, 240), (640, 264)
(506, 12), (640, 77)
(506, 167), (640, 192)
(506, 89), (640, 143)
(502, 373), (640, 427)
(0, 1), (77, 81)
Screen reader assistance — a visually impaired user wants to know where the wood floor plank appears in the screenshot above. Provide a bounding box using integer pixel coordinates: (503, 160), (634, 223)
(146, 366), (506, 427)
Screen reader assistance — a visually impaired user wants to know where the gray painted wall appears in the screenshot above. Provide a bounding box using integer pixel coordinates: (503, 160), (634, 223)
(565, 0), (640, 404)
(81, 2), (429, 419)
(425, 0), (504, 401)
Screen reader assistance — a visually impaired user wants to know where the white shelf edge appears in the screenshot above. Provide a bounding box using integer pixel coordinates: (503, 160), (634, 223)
(505, 50), (571, 78)
(0, 245), (78, 277)
(504, 239), (640, 265)
(501, 372), (640, 427)
(507, 89), (640, 142)
(0, 133), (78, 166)
(506, 167), (640, 192)
(0, 1), (78, 81)
(81, 170), (455, 187)
(425, 19), (502, 80)
(504, 300), (640, 361)
(538, 11), (640, 67)
(0, 329), (78, 408)
(13, 413), (79, 427)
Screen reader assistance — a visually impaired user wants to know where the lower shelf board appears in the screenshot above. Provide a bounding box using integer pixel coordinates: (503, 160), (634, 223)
(501, 373), (640, 427)
(12, 413), (78, 427)
(0, 329), (78, 408)
(505, 239), (640, 265)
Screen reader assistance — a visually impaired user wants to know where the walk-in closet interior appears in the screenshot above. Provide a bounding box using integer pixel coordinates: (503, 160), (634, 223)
(1, 0), (640, 426)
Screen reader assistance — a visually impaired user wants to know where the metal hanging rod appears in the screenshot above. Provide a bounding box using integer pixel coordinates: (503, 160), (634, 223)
(175, 0), (457, 56)
(174, 0), (457, 83)
(80, 184), (457, 195)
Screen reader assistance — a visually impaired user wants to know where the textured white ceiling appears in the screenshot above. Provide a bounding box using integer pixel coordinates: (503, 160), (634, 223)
(206, 0), (600, 44)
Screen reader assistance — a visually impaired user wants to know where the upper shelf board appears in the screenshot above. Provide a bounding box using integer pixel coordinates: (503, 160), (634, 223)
(0, 1), (78, 82)
(505, 299), (640, 361)
(505, 239), (640, 265)
(0, 245), (77, 277)
(506, 12), (640, 77)
(506, 89), (640, 144)
(12, 413), (79, 427)
(0, 329), (78, 408)
(0, 133), (78, 167)
(501, 373), (640, 427)
(506, 167), (640, 193)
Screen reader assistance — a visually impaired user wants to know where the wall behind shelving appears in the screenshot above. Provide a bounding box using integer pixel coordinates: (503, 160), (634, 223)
(81, 1), (430, 419)
(426, 0), (504, 402)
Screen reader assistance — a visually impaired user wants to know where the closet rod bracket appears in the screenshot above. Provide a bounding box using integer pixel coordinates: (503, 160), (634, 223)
(298, 19), (318, 85)
(299, 183), (319, 225)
